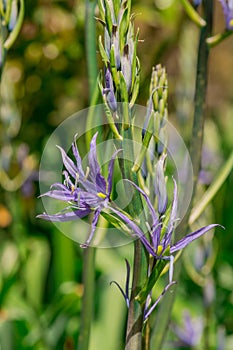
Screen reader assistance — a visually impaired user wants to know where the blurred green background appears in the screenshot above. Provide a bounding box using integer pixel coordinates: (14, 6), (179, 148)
(0, 1), (233, 349)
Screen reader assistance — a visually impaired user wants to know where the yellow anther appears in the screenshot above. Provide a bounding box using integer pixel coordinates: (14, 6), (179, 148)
(71, 185), (75, 194)
(156, 245), (163, 256)
(229, 19), (233, 27)
(97, 192), (107, 199)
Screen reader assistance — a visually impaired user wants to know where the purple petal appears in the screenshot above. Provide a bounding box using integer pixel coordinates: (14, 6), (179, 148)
(170, 224), (222, 253)
(107, 149), (121, 197)
(51, 182), (71, 191)
(219, 0), (233, 30)
(124, 179), (159, 229)
(110, 280), (129, 308)
(80, 208), (101, 247)
(144, 281), (176, 320)
(72, 135), (85, 178)
(125, 259), (130, 303)
(76, 190), (101, 207)
(152, 223), (162, 252)
(40, 189), (75, 201)
(57, 145), (77, 179)
(110, 206), (155, 256)
(37, 208), (91, 222)
(88, 133), (107, 193)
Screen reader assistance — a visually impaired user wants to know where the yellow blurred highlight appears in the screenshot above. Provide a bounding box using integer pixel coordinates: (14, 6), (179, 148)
(0, 205), (12, 228)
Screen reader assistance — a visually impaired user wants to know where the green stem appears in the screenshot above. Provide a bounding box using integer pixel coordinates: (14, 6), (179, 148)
(121, 127), (148, 350)
(150, 1), (213, 348)
(78, 247), (96, 350)
(85, 0), (98, 100)
(189, 0), (212, 204)
(78, 2), (98, 350)
(125, 240), (146, 350)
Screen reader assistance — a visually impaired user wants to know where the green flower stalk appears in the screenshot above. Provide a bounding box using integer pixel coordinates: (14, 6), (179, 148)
(97, 0), (140, 130)
(132, 64), (168, 173)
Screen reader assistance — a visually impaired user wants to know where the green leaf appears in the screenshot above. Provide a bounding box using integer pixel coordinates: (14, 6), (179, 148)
(98, 35), (109, 66)
(129, 74), (139, 108)
(136, 259), (167, 305)
(119, 7), (129, 53)
(110, 44), (120, 88)
(98, 0), (105, 22)
(130, 28), (139, 93)
(101, 211), (131, 234)
(103, 0), (113, 35)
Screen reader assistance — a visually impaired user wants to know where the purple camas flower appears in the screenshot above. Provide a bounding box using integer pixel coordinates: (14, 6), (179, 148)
(38, 133), (119, 247)
(219, 0), (233, 30)
(110, 176), (220, 282)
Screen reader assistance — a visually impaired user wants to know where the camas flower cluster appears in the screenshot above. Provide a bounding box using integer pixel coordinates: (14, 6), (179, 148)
(38, 132), (218, 261)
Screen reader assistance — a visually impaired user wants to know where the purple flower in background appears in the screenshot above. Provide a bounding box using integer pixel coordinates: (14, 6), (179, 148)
(193, 0), (202, 6)
(172, 310), (203, 348)
(219, 0), (233, 30)
(38, 133), (119, 247)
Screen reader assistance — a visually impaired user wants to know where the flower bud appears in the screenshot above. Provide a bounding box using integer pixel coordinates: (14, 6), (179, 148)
(154, 154), (167, 215)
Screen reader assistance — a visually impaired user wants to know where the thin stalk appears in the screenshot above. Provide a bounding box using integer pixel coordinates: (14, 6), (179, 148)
(189, 0), (212, 206)
(78, 1), (98, 350)
(78, 247), (96, 350)
(150, 1), (213, 348)
(126, 240), (146, 350)
(121, 126), (148, 350)
(85, 0), (98, 100)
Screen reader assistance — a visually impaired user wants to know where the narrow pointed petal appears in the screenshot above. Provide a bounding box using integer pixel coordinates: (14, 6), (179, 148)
(110, 207), (155, 256)
(124, 179), (159, 228)
(37, 208), (91, 222)
(152, 223), (162, 253)
(170, 224), (222, 253)
(110, 280), (129, 308)
(125, 259), (131, 303)
(40, 189), (76, 201)
(50, 182), (71, 191)
(88, 133), (107, 192)
(57, 145), (77, 179)
(80, 208), (101, 248)
(144, 281), (176, 320)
